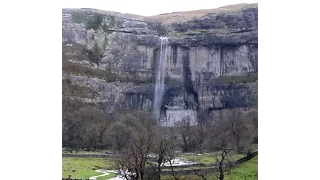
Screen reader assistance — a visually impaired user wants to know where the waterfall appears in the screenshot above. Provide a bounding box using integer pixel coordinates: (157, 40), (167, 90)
(153, 37), (168, 120)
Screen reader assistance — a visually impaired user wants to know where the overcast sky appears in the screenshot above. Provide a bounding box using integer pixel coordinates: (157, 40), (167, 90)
(64, 0), (258, 16)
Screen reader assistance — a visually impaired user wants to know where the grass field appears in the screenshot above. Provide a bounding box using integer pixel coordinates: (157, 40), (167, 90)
(223, 155), (258, 180)
(177, 151), (246, 165)
(62, 157), (115, 179)
(161, 155), (258, 180)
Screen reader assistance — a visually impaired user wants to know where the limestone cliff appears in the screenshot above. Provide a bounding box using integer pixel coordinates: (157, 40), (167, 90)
(62, 3), (258, 126)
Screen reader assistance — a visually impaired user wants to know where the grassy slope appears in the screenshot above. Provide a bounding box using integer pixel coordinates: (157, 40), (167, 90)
(143, 3), (257, 24)
(72, 3), (257, 25)
(62, 157), (114, 178)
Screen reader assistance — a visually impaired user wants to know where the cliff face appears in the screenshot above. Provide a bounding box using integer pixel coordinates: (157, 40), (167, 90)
(62, 4), (258, 126)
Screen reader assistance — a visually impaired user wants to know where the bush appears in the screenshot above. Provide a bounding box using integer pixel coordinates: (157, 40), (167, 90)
(85, 13), (104, 30)
(149, 22), (167, 35)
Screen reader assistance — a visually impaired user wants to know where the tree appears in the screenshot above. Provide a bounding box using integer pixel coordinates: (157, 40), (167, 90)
(113, 150), (136, 180)
(62, 106), (112, 151)
(79, 107), (112, 150)
(151, 127), (183, 180)
(113, 127), (154, 180)
(195, 140), (234, 180)
(108, 122), (131, 151)
(165, 139), (181, 180)
(146, 127), (179, 180)
(226, 109), (257, 153)
(214, 147), (233, 180)
(196, 112), (212, 152)
(176, 117), (198, 152)
(112, 110), (157, 180)
(246, 108), (258, 144)
(147, 135), (168, 180)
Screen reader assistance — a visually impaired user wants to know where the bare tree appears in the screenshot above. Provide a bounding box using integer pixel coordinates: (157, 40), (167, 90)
(62, 106), (113, 151)
(147, 136), (169, 180)
(227, 109), (257, 153)
(161, 128), (184, 180)
(147, 127), (182, 180)
(112, 110), (157, 180)
(193, 146), (233, 180)
(165, 142), (181, 180)
(108, 122), (131, 151)
(113, 128), (154, 180)
(214, 148), (233, 180)
(177, 117), (198, 152)
(246, 108), (258, 144)
(113, 149), (137, 180)
(79, 107), (112, 151)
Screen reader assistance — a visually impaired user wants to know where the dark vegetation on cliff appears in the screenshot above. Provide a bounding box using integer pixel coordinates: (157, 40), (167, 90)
(71, 11), (120, 32)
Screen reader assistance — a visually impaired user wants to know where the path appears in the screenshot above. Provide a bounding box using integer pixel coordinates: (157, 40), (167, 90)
(89, 169), (125, 180)
(163, 158), (198, 167)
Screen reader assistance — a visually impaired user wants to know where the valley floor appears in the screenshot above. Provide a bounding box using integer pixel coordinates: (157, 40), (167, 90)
(62, 150), (257, 180)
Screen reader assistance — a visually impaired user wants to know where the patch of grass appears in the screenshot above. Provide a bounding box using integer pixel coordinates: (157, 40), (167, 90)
(161, 175), (201, 180)
(184, 29), (204, 34)
(96, 172), (117, 180)
(221, 155), (258, 180)
(62, 148), (108, 155)
(62, 157), (114, 178)
(177, 151), (246, 165)
(215, 73), (258, 86)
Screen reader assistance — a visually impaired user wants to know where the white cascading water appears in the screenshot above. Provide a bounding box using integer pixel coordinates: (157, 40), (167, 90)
(153, 37), (168, 120)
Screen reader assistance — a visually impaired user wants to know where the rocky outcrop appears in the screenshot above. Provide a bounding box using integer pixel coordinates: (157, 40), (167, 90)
(62, 3), (258, 126)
